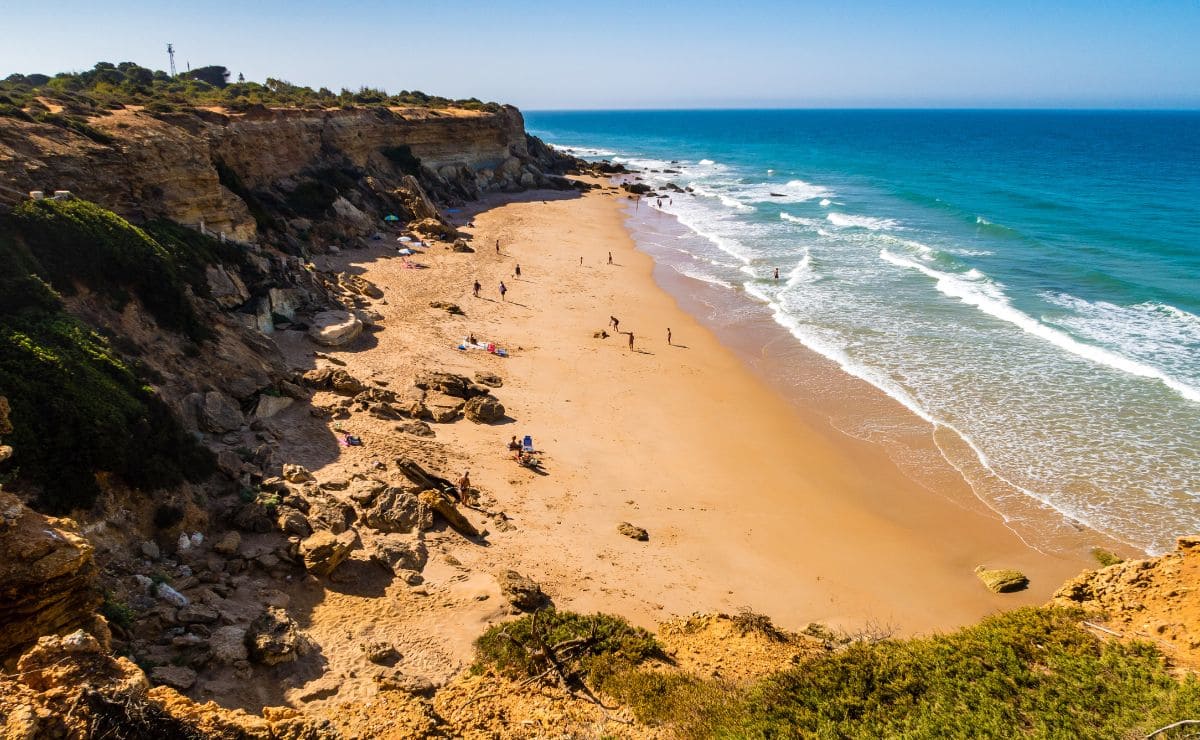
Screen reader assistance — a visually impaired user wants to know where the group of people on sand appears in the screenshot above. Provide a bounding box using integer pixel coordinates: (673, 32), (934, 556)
(609, 316), (675, 350)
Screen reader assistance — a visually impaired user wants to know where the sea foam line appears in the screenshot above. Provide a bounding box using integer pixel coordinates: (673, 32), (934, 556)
(879, 250), (1200, 403)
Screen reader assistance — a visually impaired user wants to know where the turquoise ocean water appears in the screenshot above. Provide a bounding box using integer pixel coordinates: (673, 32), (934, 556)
(525, 110), (1200, 554)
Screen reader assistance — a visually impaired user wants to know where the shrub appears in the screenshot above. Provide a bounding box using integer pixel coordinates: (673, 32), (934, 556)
(0, 205), (215, 512)
(1092, 548), (1124, 567)
(473, 609), (661, 690)
(618, 607), (1200, 738)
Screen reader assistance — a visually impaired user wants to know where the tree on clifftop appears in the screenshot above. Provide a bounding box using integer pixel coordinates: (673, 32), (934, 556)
(183, 65), (231, 88)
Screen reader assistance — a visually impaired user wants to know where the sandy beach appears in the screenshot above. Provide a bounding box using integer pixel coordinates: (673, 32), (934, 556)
(255, 178), (1111, 709)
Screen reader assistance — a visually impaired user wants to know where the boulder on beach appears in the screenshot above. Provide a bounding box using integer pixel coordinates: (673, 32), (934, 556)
(307, 310), (363, 347)
(975, 566), (1029, 593)
(618, 522), (649, 541)
(464, 394), (505, 423)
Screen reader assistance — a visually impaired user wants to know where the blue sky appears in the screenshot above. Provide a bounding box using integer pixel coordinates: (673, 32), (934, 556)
(3, 1), (1198, 109)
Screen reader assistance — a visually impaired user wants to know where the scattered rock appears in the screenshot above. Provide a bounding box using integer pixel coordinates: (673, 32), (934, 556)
(150, 665), (197, 691)
(424, 392), (464, 423)
(210, 625), (249, 663)
(369, 536), (428, 574)
(429, 301), (464, 315)
(451, 239), (475, 253)
(199, 391), (245, 433)
(155, 583), (190, 607)
(361, 488), (431, 534)
(141, 540), (162, 560)
(975, 566), (1029, 593)
(473, 372), (503, 388)
(418, 490), (479, 538)
(307, 310), (363, 347)
(212, 531), (241, 556)
(362, 641), (400, 665)
(618, 522), (649, 541)
(395, 420), (435, 438)
(177, 604), (220, 625)
(375, 669), (436, 696)
(463, 394), (505, 423)
(299, 529), (358, 576)
(283, 464), (315, 484)
(245, 607), (302, 665)
(253, 394), (294, 419)
(414, 371), (485, 399)
(496, 570), (548, 611)
(330, 370), (367, 396)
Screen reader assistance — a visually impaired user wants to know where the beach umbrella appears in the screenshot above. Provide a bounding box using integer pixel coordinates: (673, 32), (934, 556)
(383, 214), (400, 222)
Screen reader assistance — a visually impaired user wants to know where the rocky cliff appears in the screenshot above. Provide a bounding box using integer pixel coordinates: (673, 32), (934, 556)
(0, 104), (577, 247)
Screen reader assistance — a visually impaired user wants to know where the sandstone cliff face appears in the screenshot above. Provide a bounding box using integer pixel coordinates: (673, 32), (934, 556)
(0, 104), (574, 247)
(0, 490), (101, 658)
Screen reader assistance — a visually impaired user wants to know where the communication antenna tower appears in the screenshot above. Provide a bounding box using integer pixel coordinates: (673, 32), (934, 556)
(167, 43), (177, 77)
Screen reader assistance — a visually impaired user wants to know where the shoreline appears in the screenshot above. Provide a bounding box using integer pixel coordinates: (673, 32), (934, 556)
(622, 200), (1136, 559)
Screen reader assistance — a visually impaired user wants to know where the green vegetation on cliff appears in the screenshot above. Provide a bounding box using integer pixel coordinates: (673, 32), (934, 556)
(501, 608), (1200, 738)
(0, 61), (501, 143)
(0, 200), (216, 512)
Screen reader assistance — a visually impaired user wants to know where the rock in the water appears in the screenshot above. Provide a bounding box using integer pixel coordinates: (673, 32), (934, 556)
(299, 529), (358, 576)
(245, 607), (302, 665)
(151, 665), (197, 691)
(496, 570), (548, 611)
(473, 372), (503, 388)
(199, 391), (245, 433)
(395, 420), (435, 438)
(463, 395), (505, 423)
(618, 522), (649, 541)
(975, 566), (1029, 593)
(307, 310), (363, 347)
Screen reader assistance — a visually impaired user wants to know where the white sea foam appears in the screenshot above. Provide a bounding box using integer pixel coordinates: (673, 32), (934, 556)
(879, 251), (1200, 403)
(827, 213), (901, 230)
(976, 216), (991, 225)
(738, 179), (833, 204)
(780, 212), (821, 227)
(698, 158), (716, 165)
(551, 144), (617, 157)
(819, 198), (832, 207)
(786, 250), (814, 286)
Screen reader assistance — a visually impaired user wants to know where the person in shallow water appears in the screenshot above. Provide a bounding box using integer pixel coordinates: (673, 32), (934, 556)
(774, 267), (780, 280)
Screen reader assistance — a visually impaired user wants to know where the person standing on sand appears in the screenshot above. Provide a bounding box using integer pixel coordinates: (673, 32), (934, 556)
(457, 470), (471, 503)
(495, 239), (500, 254)
(610, 316), (620, 332)
(608, 251), (613, 265)
(514, 264), (522, 278)
(473, 280), (481, 298)
(667, 327), (672, 345)
(626, 331), (635, 351)
(499, 281), (507, 301)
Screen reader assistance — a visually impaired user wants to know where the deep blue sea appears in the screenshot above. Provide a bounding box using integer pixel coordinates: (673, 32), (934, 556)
(526, 110), (1200, 554)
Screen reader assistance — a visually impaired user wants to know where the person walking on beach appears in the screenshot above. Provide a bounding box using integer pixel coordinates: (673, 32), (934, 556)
(667, 327), (672, 345)
(514, 263), (522, 278)
(473, 280), (481, 298)
(499, 281), (508, 301)
(608, 251), (613, 265)
(495, 239), (500, 254)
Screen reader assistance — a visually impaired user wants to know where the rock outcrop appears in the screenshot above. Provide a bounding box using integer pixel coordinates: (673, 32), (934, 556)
(0, 491), (101, 658)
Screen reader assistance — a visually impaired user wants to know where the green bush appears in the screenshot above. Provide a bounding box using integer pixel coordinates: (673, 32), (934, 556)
(6, 199), (207, 341)
(473, 609), (661, 689)
(615, 607), (1200, 738)
(0, 204), (215, 512)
